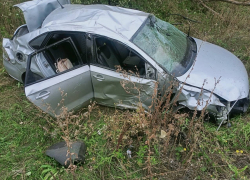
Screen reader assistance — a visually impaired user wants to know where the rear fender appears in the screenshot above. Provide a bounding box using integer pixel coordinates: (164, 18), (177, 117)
(3, 38), (15, 63)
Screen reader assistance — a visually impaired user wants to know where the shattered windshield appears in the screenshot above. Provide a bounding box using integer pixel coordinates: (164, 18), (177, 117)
(132, 16), (194, 77)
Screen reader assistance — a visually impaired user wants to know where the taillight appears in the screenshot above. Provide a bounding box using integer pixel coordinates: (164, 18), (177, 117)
(3, 47), (10, 61)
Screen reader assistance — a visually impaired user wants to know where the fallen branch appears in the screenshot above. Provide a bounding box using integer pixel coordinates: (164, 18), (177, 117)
(208, 0), (250, 6)
(116, 122), (130, 151)
(199, 0), (225, 20)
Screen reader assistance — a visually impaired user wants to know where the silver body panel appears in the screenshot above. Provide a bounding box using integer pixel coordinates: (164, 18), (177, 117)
(3, 37), (26, 82)
(14, 0), (71, 32)
(42, 4), (149, 40)
(3, 59), (23, 81)
(178, 85), (225, 110)
(177, 38), (249, 102)
(25, 65), (93, 115)
(90, 65), (156, 110)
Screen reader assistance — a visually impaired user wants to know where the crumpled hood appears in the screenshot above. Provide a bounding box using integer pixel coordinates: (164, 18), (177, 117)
(177, 38), (249, 101)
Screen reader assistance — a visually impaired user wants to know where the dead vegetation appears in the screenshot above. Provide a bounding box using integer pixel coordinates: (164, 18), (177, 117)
(40, 64), (248, 179)
(205, 0), (250, 6)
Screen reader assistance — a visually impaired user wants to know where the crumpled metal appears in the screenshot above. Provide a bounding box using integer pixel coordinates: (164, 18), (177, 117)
(14, 0), (71, 32)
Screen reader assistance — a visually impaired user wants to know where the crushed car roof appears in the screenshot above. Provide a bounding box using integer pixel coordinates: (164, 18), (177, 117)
(42, 4), (149, 40)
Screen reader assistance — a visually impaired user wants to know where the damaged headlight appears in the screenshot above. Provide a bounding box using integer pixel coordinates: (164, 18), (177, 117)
(177, 85), (225, 112)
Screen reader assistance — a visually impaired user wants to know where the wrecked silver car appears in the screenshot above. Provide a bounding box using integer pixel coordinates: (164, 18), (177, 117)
(2, 0), (249, 124)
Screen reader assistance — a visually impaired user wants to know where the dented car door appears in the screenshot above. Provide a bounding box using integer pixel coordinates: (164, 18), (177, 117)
(24, 38), (93, 116)
(89, 36), (157, 110)
(90, 65), (156, 110)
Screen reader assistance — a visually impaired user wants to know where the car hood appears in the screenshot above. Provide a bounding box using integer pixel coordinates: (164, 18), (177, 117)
(177, 38), (249, 102)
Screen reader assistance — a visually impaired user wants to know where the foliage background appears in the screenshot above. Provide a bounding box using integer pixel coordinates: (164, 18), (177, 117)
(0, 0), (250, 179)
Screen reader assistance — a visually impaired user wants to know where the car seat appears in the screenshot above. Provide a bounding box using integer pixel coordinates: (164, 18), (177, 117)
(97, 39), (120, 69)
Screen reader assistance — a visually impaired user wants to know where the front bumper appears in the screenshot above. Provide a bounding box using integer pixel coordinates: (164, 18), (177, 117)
(177, 87), (249, 123)
(218, 96), (249, 114)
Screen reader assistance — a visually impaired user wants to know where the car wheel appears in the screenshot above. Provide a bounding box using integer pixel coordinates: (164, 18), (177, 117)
(172, 105), (185, 113)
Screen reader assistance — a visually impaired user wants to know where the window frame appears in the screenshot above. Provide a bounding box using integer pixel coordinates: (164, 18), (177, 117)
(25, 37), (85, 87)
(29, 32), (49, 50)
(91, 34), (157, 80)
(11, 24), (29, 40)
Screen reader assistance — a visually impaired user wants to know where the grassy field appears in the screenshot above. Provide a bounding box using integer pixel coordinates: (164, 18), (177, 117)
(0, 0), (250, 179)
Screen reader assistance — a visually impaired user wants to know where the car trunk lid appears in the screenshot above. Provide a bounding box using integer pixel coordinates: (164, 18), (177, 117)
(14, 0), (71, 32)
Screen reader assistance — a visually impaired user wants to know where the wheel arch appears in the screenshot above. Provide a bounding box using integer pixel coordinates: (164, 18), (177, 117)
(21, 72), (26, 83)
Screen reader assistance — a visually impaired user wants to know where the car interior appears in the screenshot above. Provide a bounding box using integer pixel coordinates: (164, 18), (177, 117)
(95, 37), (146, 76)
(27, 33), (155, 85)
(42, 33), (86, 73)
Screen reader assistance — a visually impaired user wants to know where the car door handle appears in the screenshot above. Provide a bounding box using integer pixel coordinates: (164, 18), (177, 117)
(93, 74), (105, 81)
(36, 91), (51, 100)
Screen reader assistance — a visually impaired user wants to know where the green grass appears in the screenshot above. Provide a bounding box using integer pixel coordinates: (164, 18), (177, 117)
(0, 0), (250, 179)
